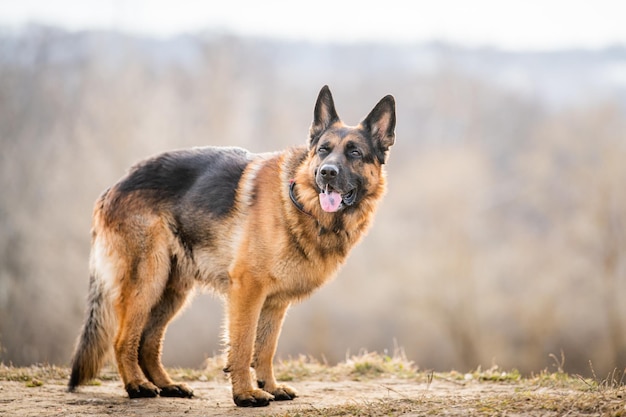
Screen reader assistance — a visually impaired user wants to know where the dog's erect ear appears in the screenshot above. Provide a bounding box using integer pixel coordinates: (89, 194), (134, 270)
(361, 95), (396, 163)
(309, 85), (339, 148)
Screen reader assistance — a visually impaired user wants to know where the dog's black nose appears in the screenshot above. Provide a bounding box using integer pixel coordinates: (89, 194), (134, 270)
(319, 164), (338, 180)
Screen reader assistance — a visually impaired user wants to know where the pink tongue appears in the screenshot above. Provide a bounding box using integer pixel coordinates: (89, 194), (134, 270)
(319, 191), (342, 212)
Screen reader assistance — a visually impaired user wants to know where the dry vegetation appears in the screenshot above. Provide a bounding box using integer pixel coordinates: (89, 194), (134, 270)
(0, 25), (625, 380)
(1, 352), (625, 416)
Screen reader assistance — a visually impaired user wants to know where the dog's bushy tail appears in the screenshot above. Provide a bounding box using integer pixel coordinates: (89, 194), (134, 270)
(68, 272), (116, 392)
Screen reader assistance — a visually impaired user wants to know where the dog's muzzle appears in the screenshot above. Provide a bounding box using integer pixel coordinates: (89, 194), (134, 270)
(316, 164), (358, 212)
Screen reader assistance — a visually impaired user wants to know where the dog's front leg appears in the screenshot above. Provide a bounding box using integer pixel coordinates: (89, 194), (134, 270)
(253, 298), (297, 401)
(226, 271), (274, 407)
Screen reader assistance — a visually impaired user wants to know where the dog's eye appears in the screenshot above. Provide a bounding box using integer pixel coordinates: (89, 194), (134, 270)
(318, 146), (329, 155)
(349, 149), (362, 158)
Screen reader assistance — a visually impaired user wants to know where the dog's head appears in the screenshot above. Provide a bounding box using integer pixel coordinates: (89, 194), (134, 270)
(307, 85), (396, 213)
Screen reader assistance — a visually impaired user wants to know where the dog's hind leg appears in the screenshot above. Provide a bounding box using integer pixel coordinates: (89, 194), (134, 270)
(113, 238), (170, 398)
(139, 263), (194, 398)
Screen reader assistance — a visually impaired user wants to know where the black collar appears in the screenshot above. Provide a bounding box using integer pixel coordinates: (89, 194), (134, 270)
(289, 180), (315, 218)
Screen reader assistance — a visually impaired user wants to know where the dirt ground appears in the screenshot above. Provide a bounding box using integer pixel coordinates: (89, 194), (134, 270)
(1, 363), (625, 416)
(3, 377), (411, 416)
(1, 375), (625, 417)
(0, 376), (526, 417)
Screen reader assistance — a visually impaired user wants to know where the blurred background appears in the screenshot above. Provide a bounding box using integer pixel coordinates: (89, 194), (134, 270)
(0, 1), (625, 377)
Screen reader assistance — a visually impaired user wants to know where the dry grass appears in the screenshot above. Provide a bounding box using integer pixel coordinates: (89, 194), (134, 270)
(256, 351), (626, 416)
(265, 351), (626, 417)
(272, 347), (420, 383)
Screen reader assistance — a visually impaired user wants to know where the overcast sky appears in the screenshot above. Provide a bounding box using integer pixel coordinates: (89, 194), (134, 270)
(2, 0), (626, 50)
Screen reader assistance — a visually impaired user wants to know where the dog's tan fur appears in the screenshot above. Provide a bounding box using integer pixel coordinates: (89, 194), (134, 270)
(69, 86), (396, 407)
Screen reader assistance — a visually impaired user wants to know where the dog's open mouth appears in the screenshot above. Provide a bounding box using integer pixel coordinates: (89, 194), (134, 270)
(319, 185), (357, 213)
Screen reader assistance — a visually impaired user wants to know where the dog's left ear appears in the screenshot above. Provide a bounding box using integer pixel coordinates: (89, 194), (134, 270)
(361, 95), (396, 163)
(309, 85), (339, 148)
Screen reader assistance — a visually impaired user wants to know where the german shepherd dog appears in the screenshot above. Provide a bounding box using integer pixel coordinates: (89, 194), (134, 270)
(68, 86), (395, 407)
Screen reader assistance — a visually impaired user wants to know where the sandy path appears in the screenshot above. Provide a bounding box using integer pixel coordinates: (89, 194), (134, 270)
(2, 373), (623, 416)
(1, 377), (446, 416)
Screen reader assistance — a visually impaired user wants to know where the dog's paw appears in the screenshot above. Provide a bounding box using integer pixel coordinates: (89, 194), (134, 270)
(270, 384), (297, 401)
(159, 383), (194, 398)
(233, 388), (274, 407)
(125, 381), (160, 398)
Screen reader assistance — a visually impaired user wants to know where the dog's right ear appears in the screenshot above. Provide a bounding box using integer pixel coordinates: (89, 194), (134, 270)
(309, 85), (339, 149)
